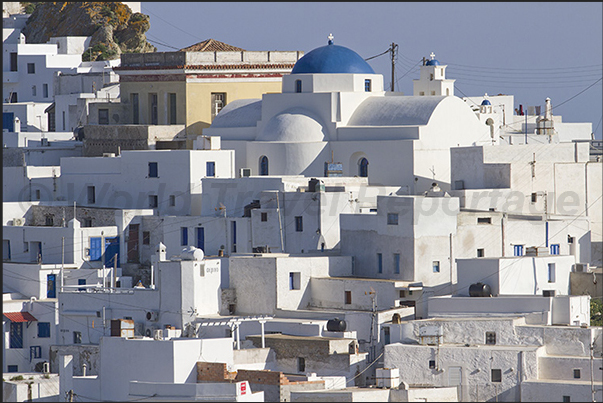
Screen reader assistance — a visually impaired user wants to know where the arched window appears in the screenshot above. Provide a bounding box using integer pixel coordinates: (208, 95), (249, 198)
(295, 80), (302, 93)
(259, 156), (269, 176)
(358, 157), (369, 177)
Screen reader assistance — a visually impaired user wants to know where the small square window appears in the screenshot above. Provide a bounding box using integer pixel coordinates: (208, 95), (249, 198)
(73, 331), (82, 344)
(563, 396), (571, 402)
(83, 218), (93, 227)
(87, 186), (95, 204)
(295, 216), (303, 232)
(38, 322), (51, 338)
(169, 195), (176, 207)
(7, 365), (18, 373)
(486, 331), (496, 345)
(429, 360), (436, 369)
(27, 63), (35, 74)
(531, 192), (538, 203)
(387, 213), (398, 225)
(45, 215), (54, 226)
(30, 346), (42, 359)
(181, 227), (188, 246)
(149, 195), (158, 208)
(573, 369), (580, 379)
(364, 79), (372, 92)
(399, 290), (406, 298)
(491, 369), (502, 382)
(261, 212), (268, 222)
(142, 231), (150, 245)
(98, 109), (109, 125)
(206, 161), (215, 177)
(433, 261), (440, 273)
(297, 357), (305, 372)
(148, 162), (158, 178)
(289, 272), (301, 290)
(477, 217), (492, 224)
(548, 263), (556, 283)
(477, 248), (485, 257)
(345, 291), (352, 305)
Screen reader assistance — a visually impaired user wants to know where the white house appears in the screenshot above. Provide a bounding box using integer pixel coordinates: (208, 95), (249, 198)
(56, 245), (221, 347)
(59, 148), (235, 215)
(450, 141), (602, 266)
(3, 13), (85, 131)
(382, 315), (602, 402)
(203, 36), (494, 194)
(64, 336), (238, 402)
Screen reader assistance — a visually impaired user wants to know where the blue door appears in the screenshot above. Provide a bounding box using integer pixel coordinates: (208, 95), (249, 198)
(3, 112), (14, 132)
(47, 274), (56, 298)
(104, 236), (120, 268)
(196, 227), (205, 251)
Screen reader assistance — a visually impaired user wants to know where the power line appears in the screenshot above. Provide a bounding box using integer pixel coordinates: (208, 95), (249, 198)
(145, 9), (205, 43)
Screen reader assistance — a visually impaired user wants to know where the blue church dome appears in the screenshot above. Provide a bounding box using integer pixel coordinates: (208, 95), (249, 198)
(291, 39), (375, 74)
(481, 99), (492, 106)
(426, 59), (440, 66)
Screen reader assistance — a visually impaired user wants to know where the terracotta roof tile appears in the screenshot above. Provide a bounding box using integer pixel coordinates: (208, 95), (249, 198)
(4, 312), (38, 322)
(180, 38), (245, 52)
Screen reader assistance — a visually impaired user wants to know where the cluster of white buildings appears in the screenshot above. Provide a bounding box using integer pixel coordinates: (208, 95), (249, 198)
(3, 3), (602, 402)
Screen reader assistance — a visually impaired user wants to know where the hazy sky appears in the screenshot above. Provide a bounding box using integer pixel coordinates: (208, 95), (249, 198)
(142, 2), (603, 139)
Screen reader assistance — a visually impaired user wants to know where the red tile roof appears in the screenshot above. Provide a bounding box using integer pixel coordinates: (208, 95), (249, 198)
(180, 38), (245, 52)
(3, 312), (38, 322)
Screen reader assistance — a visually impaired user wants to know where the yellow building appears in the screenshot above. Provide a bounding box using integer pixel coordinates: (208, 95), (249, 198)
(114, 39), (303, 147)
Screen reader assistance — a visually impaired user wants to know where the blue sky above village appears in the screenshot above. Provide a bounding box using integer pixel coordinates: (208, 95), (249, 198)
(143, 2), (603, 139)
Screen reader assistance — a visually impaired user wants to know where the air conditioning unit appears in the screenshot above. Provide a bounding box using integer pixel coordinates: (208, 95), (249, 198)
(13, 217), (25, 226)
(153, 329), (164, 341)
(239, 168), (251, 178)
(145, 326), (156, 338)
(574, 263), (589, 272)
(146, 311), (159, 322)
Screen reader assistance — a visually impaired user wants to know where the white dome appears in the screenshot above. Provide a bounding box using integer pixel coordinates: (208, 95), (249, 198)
(256, 108), (327, 142)
(210, 99), (262, 128)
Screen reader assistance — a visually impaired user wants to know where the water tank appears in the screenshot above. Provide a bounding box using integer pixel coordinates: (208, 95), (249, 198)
(326, 318), (347, 332)
(469, 282), (492, 297)
(180, 245), (204, 261)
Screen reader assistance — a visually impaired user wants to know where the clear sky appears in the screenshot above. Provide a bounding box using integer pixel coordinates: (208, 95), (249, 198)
(142, 2), (603, 139)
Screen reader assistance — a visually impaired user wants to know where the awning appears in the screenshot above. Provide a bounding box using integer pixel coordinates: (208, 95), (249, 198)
(3, 312), (38, 322)
(44, 102), (55, 114)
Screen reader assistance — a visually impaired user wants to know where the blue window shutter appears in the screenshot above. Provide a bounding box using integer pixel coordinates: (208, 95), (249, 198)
(38, 322), (50, 338)
(90, 237), (102, 261)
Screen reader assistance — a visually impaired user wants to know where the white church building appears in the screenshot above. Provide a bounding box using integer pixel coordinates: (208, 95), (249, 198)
(203, 36), (495, 194)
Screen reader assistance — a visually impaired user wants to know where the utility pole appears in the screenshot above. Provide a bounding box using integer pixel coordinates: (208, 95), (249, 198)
(390, 42), (398, 92)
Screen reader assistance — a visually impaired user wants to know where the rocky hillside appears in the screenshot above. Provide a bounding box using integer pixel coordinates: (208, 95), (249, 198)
(21, 2), (156, 61)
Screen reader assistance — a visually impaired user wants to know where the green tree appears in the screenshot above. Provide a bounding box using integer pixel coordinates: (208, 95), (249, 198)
(591, 298), (603, 327)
